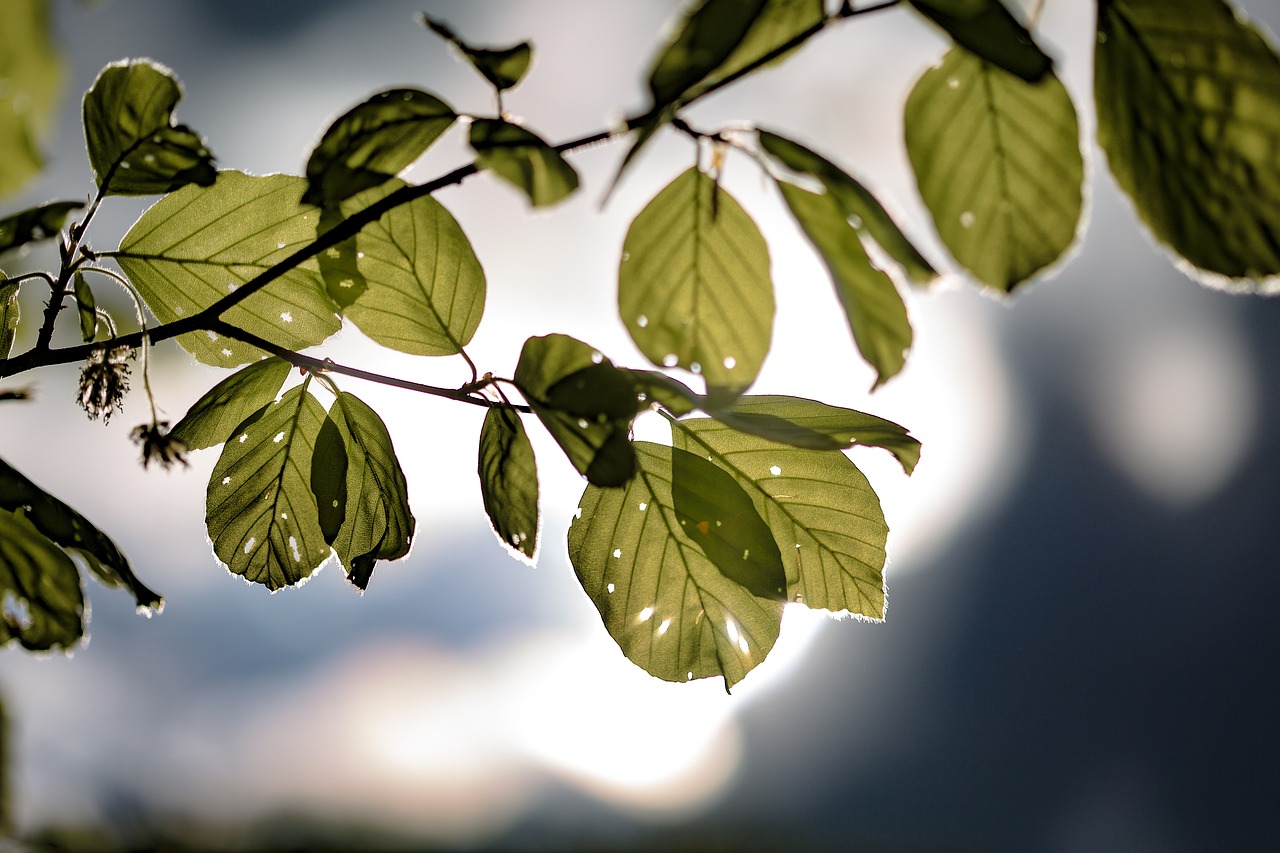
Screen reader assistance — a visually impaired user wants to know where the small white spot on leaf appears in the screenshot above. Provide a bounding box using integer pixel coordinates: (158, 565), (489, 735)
(662, 353), (678, 367)
(280, 311), (293, 323)
(770, 465), (782, 476)
(723, 356), (736, 369)
(657, 618), (671, 636)
(244, 537), (256, 554)
(289, 536), (301, 562)
(607, 583), (616, 594)
(638, 606), (655, 622)
(273, 431), (285, 443)
(612, 548), (622, 558)
(960, 211), (976, 228)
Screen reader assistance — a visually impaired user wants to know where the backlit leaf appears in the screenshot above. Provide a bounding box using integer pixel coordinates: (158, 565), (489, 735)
(627, 369), (702, 417)
(478, 406), (539, 561)
(169, 357), (292, 451)
(905, 47), (1083, 292)
(907, 0), (1051, 82)
(647, 0), (767, 109)
(422, 15), (533, 92)
(0, 508), (83, 652)
(303, 88), (456, 208)
(82, 59), (216, 196)
(1, 280), (18, 361)
(671, 417), (889, 618)
(1095, 0), (1280, 281)
(115, 171), (340, 367)
(619, 167), (773, 396)
(689, 0), (825, 97)
(0, 0), (62, 198)
(0, 201), (83, 254)
(775, 181), (910, 387)
(568, 441), (784, 690)
(206, 384), (331, 590)
(73, 272), (95, 342)
(469, 119), (579, 208)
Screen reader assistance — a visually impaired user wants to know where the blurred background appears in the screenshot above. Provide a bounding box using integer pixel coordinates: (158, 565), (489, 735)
(2, 1), (1279, 849)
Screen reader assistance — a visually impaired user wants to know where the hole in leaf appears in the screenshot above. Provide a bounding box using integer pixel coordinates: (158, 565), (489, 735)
(638, 606), (654, 622)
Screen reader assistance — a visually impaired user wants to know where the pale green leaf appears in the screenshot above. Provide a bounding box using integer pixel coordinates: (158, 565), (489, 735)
(0, 0), (62, 198)
(648, 0), (767, 108)
(907, 0), (1051, 82)
(568, 442), (784, 690)
(469, 119), (579, 208)
(478, 406), (539, 561)
(1, 280), (18, 361)
(82, 59), (216, 196)
(672, 417), (889, 618)
(0, 508), (83, 652)
(115, 171), (340, 367)
(421, 15), (533, 92)
(619, 167), (773, 395)
(169, 357), (292, 451)
(206, 385), (332, 590)
(905, 47), (1083, 292)
(775, 181), (910, 387)
(1096, 0), (1280, 281)
(0, 201), (83, 254)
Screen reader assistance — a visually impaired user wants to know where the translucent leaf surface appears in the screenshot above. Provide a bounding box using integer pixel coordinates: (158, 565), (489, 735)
(759, 130), (936, 285)
(905, 47), (1083, 292)
(647, 0), (767, 109)
(671, 417), (888, 618)
(478, 406), (539, 561)
(206, 385), (331, 590)
(1096, 0), (1280, 281)
(0, 508), (83, 652)
(115, 171), (340, 367)
(627, 369), (702, 417)
(321, 180), (485, 355)
(469, 119), (579, 208)
(325, 392), (414, 590)
(568, 442), (784, 690)
(82, 59), (215, 196)
(907, 0), (1051, 82)
(169, 357), (292, 451)
(0, 201), (83, 254)
(422, 15), (533, 92)
(303, 88), (456, 207)
(1, 281), (17, 361)
(619, 167), (773, 396)
(775, 181), (910, 387)
(514, 334), (639, 487)
(690, 0), (825, 97)
(72, 272), (95, 342)
(0, 0), (62, 198)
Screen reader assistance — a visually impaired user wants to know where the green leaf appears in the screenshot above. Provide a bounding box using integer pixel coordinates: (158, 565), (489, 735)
(1, 279), (18, 361)
(647, 0), (767, 109)
(73, 272), (96, 342)
(568, 442), (785, 690)
(478, 406), (539, 561)
(758, 130), (936, 285)
(708, 395), (920, 474)
(905, 47), (1083, 292)
(303, 88), (456, 208)
(602, 107), (672, 205)
(627, 369), (702, 417)
(907, 0), (1051, 82)
(319, 180), (486, 355)
(421, 15), (533, 92)
(206, 384), (332, 590)
(324, 391), (415, 590)
(0, 0), (62, 198)
(115, 171), (340, 367)
(774, 181), (911, 388)
(169, 357), (292, 451)
(82, 59), (216, 196)
(469, 119), (579, 208)
(0, 508), (84, 652)
(689, 0), (826, 97)
(514, 334), (639, 488)
(1095, 0), (1280, 281)
(619, 167), (773, 396)
(0, 201), (83, 254)
(0, 455), (161, 611)
(671, 417), (889, 618)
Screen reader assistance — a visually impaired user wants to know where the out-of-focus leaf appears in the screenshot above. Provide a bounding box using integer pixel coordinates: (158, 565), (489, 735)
(619, 167), (773, 397)
(0, 201), (83, 254)
(689, 0), (825, 97)
(775, 181), (910, 388)
(627, 369), (702, 417)
(72, 272), (96, 342)
(303, 88), (456, 208)
(82, 59), (216, 196)
(648, 0), (767, 109)
(0, 508), (83, 652)
(478, 406), (539, 561)
(115, 171), (340, 367)
(1096, 0), (1280, 281)
(907, 0), (1051, 82)
(1, 279), (18, 361)
(169, 358), (292, 451)
(602, 107), (672, 206)
(0, 0), (62, 198)
(905, 47), (1083, 292)
(469, 119), (579, 207)
(422, 15), (533, 92)
(568, 441), (784, 690)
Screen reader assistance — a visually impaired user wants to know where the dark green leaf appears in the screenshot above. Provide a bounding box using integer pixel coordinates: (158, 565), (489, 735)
(689, 0), (825, 97)
(647, 0), (767, 108)
(568, 441), (784, 690)
(708, 395), (920, 473)
(627, 369), (702, 417)
(478, 406), (539, 561)
(0, 508), (84, 652)
(82, 59), (216, 196)
(115, 171), (340, 367)
(602, 107), (672, 205)
(73, 272), (96, 342)
(1, 279), (18, 361)
(1096, 0), (1280, 281)
(469, 119), (579, 208)
(422, 15), (533, 92)
(0, 0), (62, 198)
(513, 334), (638, 487)
(169, 358), (292, 451)
(620, 167), (773, 396)
(206, 385), (332, 590)
(758, 130), (936, 285)
(326, 391), (414, 590)
(0, 455), (161, 610)
(907, 0), (1051, 82)
(905, 47), (1083, 292)
(672, 417), (889, 618)
(775, 181), (910, 388)
(303, 88), (456, 208)
(0, 201), (83, 254)
(312, 414), (347, 545)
